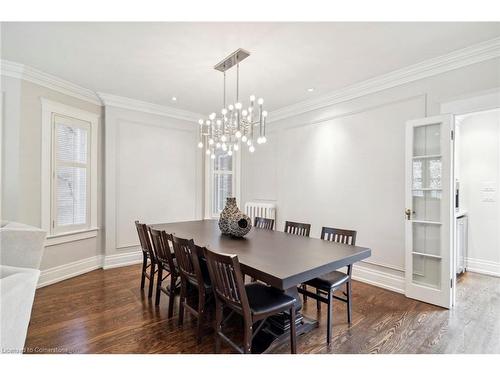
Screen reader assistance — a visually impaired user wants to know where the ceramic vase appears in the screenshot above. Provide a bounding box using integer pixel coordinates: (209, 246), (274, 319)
(218, 197), (252, 237)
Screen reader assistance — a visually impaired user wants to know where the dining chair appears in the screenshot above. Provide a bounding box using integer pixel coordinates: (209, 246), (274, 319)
(149, 228), (180, 318)
(299, 226), (357, 344)
(171, 235), (213, 343)
(135, 220), (157, 298)
(203, 247), (297, 354)
(284, 220), (311, 300)
(254, 216), (275, 230)
(284, 220), (311, 237)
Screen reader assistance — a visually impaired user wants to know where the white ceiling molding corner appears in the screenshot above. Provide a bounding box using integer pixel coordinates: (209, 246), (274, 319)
(270, 36), (500, 122)
(98, 92), (202, 123)
(0, 59), (102, 106)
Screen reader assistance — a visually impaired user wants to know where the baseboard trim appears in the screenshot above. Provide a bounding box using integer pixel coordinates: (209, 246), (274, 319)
(466, 257), (500, 277)
(37, 250), (406, 294)
(37, 255), (103, 288)
(352, 263), (405, 294)
(102, 250), (143, 270)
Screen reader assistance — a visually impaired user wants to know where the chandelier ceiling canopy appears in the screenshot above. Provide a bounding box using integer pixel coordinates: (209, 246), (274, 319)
(197, 48), (267, 158)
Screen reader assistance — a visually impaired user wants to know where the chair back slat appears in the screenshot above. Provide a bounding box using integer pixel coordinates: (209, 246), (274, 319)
(171, 235), (204, 287)
(321, 227), (357, 246)
(135, 220), (156, 261)
(254, 216), (275, 230)
(284, 221), (311, 237)
(149, 228), (176, 273)
(203, 248), (250, 315)
(321, 226), (357, 276)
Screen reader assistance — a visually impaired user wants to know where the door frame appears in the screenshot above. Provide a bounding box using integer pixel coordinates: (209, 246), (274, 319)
(441, 88), (500, 304)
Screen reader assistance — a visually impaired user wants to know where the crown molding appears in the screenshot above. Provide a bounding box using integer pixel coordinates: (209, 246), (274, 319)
(0, 59), (102, 106)
(270, 36), (500, 122)
(98, 92), (201, 123)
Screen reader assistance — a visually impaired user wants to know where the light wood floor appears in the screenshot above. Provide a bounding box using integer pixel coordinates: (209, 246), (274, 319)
(25, 265), (500, 354)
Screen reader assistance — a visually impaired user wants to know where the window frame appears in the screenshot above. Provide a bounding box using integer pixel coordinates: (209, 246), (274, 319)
(41, 98), (99, 245)
(51, 114), (92, 234)
(204, 147), (241, 219)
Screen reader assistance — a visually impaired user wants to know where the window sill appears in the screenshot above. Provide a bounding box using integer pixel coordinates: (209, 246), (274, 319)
(45, 227), (99, 247)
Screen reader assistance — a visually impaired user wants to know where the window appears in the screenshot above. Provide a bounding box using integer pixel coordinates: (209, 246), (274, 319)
(52, 115), (91, 233)
(211, 149), (234, 216)
(41, 98), (99, 244)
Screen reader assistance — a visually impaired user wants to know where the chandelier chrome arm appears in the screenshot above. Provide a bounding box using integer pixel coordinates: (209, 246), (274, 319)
(197, 48), (268, 157)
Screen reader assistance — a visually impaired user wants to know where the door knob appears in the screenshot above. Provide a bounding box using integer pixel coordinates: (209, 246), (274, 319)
(405, 208), (412, 220)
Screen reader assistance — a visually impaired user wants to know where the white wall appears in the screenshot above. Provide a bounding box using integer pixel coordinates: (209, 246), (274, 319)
(457, 110), (500, 275)
(103, 105), (203, 266)
(241, 58), (500, 291)
(1, 76), (104, 275)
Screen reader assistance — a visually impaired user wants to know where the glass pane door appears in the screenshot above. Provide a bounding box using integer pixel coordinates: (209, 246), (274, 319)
(405, 115), (454, 308)
(412, 123), (443, 288)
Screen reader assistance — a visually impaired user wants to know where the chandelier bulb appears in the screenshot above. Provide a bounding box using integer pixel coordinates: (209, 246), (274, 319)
(228, 104), (234, 111)
(250, 95), (256, 102)
(261, 136), (267, 144)
(247, 115), (252, 122)
(198, 119), (204, 125)
(197, 141), (204, 148)
(209, 113), (216, 120)
(227, 150), (233, 156)
(221, 135), (227, 142)
(216, 142), (221, 149)
(262, 110), (268, 117)
(247, 139), (252, 146)
(249, 145), (255, 153)
(241, 135), (247, 143)
(233, 144), (239, 151)
(235, 102), (242, 110)
(235, 131), (242, 138)
(205, 120), (211, 125)
(208, 138), (214, 145)
(210, 153), (216, 159)
(221, 108), (228, 115)
(257, 98), (264, 105)
(206, 149), (211, 155)
(242, 109), (248, 117)
(221, 143), (227, 151)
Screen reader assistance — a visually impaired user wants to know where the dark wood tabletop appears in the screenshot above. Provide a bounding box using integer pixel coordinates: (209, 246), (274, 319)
(150, 219), (371, 290)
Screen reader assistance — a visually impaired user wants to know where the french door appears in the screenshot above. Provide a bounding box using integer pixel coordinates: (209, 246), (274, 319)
(405, 115), (455, 308)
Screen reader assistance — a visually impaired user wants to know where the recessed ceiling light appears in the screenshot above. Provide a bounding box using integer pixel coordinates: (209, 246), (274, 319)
(307, 88), (314, 92)
(171, 96), (177, 102)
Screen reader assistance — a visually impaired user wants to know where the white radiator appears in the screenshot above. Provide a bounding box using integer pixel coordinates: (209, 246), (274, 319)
(244, 202), (276, 227)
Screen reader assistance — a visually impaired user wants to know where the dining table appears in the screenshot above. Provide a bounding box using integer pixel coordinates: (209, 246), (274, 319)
(150, 219), (371, 353)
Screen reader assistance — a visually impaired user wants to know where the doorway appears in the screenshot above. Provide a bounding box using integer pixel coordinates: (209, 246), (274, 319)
(453, 108), (500, 288)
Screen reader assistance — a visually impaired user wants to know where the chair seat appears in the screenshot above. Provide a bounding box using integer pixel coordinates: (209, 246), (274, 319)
(245, 283), (296, 316)
(305, 271), (349, 290)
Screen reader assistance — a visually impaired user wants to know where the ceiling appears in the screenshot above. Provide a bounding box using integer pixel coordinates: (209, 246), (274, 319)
(2, 22), (500, 114)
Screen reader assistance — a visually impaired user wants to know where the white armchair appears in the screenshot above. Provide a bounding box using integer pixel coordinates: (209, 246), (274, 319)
(0, 221), (46, 354)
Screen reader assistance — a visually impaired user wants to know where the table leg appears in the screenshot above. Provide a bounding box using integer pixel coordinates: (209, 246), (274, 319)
(251, 286), (318, 353)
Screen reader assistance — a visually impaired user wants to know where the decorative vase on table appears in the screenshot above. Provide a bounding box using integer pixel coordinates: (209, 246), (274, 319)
(218, 197), (252, 237)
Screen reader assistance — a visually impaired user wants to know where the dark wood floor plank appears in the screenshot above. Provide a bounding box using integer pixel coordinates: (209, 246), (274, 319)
(24, 265), (500, 354)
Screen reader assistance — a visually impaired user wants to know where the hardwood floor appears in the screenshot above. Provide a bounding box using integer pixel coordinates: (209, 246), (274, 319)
(25, 266), (500, 354)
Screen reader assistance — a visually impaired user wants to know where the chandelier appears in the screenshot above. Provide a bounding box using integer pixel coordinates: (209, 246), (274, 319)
(197, 48), (268, 159)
